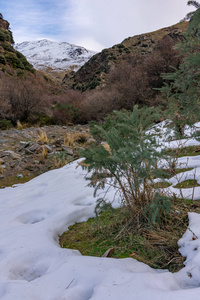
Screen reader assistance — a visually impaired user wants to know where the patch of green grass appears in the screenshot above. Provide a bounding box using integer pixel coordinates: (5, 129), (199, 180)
(152, 181), (172, 189)
(174, 168), (194, 174)
(0, 173), (35, 188)
(174, 179), (200, 189)
(166, 146), (200, 158)
(60, 198), (200, 272)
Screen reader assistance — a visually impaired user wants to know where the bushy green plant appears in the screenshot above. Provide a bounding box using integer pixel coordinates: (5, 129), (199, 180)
(0, 28), (14, 43)
(79, 106), (168, 226)
(2, 42), (14, 52)
(4, 52), (18, 67)
(0, 54), (6, 65)
(52, 102), (79, 124)
(0, 119), (12, 129)
(0, 29), (6, 42)
(161, 8), (200, 136)
(144, 193), (171, 225)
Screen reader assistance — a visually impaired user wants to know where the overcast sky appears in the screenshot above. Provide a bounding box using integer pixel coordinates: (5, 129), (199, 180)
(1, 0), (192, 51)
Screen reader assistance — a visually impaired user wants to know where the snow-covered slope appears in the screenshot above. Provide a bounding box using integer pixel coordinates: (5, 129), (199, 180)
(2, 123), (200, 298)
(15, 39), (97, 71)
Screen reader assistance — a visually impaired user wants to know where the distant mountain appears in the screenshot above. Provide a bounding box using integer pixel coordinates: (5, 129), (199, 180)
(15, 39), (97, 72)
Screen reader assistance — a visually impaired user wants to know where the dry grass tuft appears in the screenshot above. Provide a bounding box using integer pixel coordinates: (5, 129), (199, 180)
(41, 145), (48, 159)
(16, 120), (23, 130)
(64, 132), (75, 148)
(37, 130), (48, 144)
(0, 164), (4, 174)
(102, 142), (112, 154)
(64, 131), (90, 149)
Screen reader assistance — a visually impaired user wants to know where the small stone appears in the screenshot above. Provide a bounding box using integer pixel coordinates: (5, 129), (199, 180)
(86, 138), (96, 145)
(19, 141), (31, 148)
(10, 161), (17, 168)
(17, 174), (23, 178)
(102, 248), (115, 258)
(61, 145), (74, 155)
(44, 145), (53, 153)
(27, 143), (42, 153)
(3, 151), (21, 160)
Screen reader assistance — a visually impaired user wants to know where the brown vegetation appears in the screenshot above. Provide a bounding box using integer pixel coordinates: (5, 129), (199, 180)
(0, 16), (187, 127)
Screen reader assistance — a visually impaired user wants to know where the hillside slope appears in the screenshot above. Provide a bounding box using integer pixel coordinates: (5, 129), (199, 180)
(63, 22), (188, 91)
(0, 15), (34, 74)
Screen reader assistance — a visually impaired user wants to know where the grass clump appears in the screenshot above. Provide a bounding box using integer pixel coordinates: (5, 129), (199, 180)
(37, 130), (49, 144)
(152, 181), (172, 189)
(174, 179), (200, 189)
(60, 197), (200, 272)
(166, 146), (200, 158)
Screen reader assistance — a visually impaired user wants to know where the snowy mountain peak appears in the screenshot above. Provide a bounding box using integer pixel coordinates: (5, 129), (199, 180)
(15, 39), (97, 71)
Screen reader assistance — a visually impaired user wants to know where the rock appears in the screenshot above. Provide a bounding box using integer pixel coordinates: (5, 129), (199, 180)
(19, 141), (31, 148)
(1, 151), (21, 160)
(0, 140), (7, 144)
(10, 161), (17, 168)
(86, 138), (96, 145)
(44, 145), (53, 153)
(22, 133), (32, 139)
(27, 143), (42, 153)
(102, 248), (115, 257)
(61, 145), (74, 155)
(17, 174), (23, 178)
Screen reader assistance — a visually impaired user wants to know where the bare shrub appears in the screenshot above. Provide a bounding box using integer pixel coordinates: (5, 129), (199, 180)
(80, 88), (122, 122)
(1, 76), (46, 123)
(51, 90), (84, 124)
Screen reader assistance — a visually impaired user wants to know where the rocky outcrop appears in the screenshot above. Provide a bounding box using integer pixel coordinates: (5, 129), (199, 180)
(0, 18), (9, 30)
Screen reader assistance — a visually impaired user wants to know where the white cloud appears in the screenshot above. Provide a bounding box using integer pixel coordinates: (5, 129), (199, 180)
(1, 0), (192, 51)
(67, 0), (192, 50)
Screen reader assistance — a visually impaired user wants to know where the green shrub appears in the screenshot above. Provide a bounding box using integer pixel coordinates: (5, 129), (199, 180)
(0, 28), (14, 43)
(161, 8), (200, 136)
(0, 29), (6, 41)
(52, 102), (79, 124)
(0, 54), (6, 65)
(36, 115), (54, 126)
(125, 48), (131, 53)
(144, 193), (171, 225)
(79, 106), (169, 227)
(2, 42), (14, 52)
(15, 51), (25, 59)
(16, 69), (24, 76)
(4, 52), (18, 66)
(0, 119), (13, 129)
(117, 44), (125, 49)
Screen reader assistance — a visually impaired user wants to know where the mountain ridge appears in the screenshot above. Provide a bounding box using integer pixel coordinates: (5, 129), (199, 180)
(63, 21), (188, 91)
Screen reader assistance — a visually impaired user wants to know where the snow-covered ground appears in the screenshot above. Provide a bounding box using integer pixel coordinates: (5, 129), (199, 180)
(1, 124), (200, 299)
(15, 39), (96, 71)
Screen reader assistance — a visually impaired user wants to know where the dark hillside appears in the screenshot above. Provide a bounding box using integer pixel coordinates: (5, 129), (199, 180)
(0, 14), (34, 74)
(63, 22), (188, 91)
